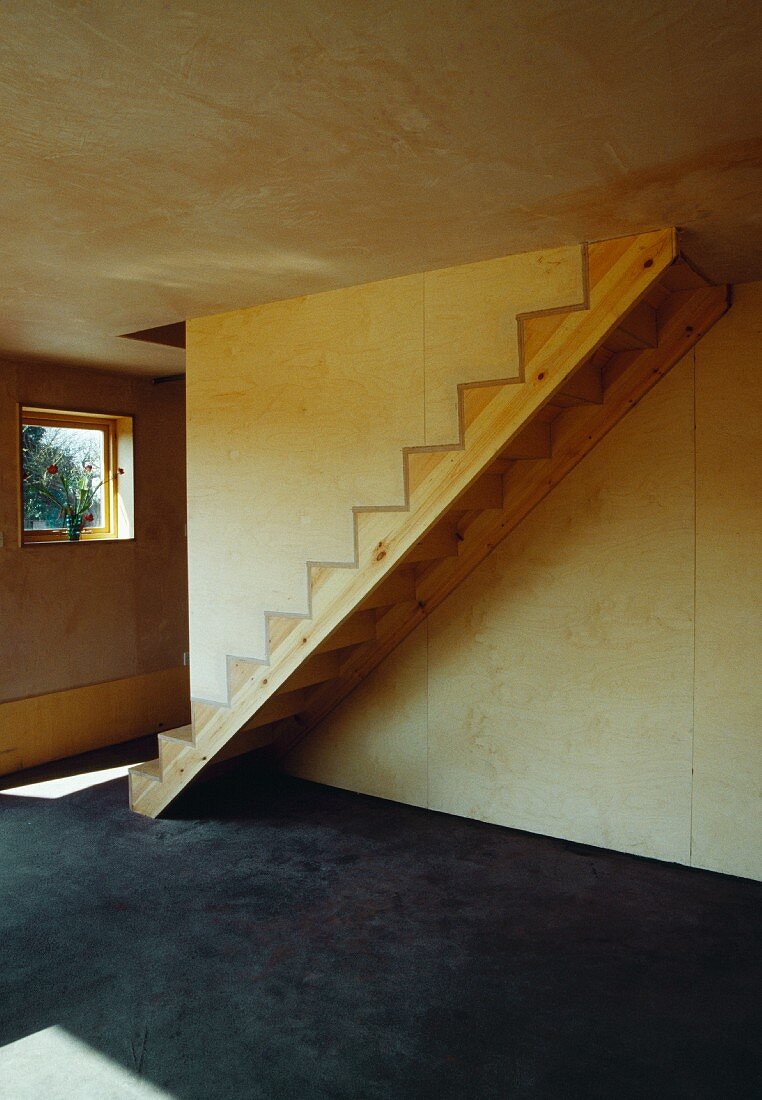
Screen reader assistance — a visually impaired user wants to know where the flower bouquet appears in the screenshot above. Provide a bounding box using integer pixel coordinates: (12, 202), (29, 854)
(26, 461), (124, 541)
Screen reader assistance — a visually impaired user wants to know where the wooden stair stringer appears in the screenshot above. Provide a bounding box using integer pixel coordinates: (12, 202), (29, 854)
(267, 278), (730, 761)
(128, 228), (676, 816)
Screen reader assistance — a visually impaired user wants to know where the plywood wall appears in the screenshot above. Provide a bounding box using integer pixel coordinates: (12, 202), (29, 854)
(286, 285), (762, 881)
(185, 245), (583, 702)
(0, 667), (190, 777)
(692, 282), (762, 880)
(0, 358), (190, 769)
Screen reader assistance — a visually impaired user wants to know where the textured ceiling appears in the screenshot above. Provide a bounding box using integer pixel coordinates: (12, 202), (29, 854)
(1, 0), (761, 375)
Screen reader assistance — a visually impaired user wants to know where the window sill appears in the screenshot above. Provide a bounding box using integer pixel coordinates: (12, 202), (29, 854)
(21, 536), (136, 547)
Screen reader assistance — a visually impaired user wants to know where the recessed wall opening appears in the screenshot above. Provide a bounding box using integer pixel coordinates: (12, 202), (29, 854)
(20, 406), (135, 544)
(120, 321), (186, 349)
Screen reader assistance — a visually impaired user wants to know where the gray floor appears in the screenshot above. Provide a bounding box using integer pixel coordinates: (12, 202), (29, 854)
(1, 755), (760, 1099)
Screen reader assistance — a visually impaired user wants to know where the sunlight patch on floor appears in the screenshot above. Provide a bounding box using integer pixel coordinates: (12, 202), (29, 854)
(1, 765), (130, 799)
(0, 1026), (174, 1098)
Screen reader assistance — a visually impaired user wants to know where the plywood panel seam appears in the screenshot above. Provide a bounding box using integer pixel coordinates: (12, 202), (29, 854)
(689, 345), (698, 866)
(425, 616), (431, 810)
(422, 265), (427, 444)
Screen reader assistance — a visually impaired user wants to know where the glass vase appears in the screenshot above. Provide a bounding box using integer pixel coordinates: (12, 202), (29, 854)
(65, 515), (84, 542)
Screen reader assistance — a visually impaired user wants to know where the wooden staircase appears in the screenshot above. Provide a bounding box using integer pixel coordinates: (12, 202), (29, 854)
(129, 228), (729, 816)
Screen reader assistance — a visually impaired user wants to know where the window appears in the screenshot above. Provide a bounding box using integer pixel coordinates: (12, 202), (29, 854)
(20, 407), (133, 544)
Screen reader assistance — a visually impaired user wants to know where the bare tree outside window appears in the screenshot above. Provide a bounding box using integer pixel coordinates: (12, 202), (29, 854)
(23, 423), (106, 531)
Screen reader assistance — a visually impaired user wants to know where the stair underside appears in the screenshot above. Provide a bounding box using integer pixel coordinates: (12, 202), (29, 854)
(130, 229), (730, 816)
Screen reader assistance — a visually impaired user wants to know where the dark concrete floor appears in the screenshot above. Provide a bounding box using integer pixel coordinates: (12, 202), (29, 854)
(0, 757), (760, 1099)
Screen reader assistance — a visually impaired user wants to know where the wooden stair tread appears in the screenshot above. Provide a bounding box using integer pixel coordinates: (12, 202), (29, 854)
(159, 724), (194, 745)
(551, 361), (604, 407)
(357, 567), (417, 611)
(131, 757), (161, 780)
(314, 610), (377, 654)
(603, 300), (658, 352)
(239, 688), (308, 731)
(280, 650), (341, 693)
(499, 419), (552, 460)
(449, 470), (504, 513)
(404, 522), (460, 564)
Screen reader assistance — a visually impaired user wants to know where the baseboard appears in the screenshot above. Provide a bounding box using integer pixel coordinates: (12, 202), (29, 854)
(0, 668), (190, 777)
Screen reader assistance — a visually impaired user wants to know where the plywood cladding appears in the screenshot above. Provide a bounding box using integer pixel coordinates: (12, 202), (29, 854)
(0, 668), (190, 777)
(692, 282), (762, 881)
(288, 364), (696, 863)
(1, 2), (760, 374)
(423, 248), (583, 444)
(135, 230), (737, 818)
(0, 357), (189, 711)
(285, 288), (762, 882)
(186, 243), (583, 703)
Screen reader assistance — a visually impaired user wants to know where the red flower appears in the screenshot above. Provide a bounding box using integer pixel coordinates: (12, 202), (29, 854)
(117, 467), (125, 475)
(83, 463), (93, 472)
(83, 513), (94, 523)
(46, 464), (58, 475)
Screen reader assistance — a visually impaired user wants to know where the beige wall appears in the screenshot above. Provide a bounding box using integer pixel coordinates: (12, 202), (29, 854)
(692, 283), (762, 879)
(0, 358), (190, 769)
(286, 283), (762, 881)
(185, 245), (583, 703)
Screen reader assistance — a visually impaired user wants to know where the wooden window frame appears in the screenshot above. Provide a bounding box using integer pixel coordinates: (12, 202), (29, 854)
(21, 408), (120, 544)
